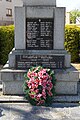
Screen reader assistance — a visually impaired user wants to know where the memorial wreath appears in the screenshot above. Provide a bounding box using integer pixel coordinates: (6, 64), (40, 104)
(23, 66), (56, 106)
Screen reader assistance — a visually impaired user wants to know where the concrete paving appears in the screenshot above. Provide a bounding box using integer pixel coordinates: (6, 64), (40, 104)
(0, 103), (80, 120)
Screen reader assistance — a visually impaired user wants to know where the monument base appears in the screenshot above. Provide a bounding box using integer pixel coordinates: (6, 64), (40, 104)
(0, 64), (79, 95)
(9, 48), (71, 69)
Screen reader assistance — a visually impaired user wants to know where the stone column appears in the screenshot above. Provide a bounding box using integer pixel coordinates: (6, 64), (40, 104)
(15, 7), (26, 49)
(54, 7), (65, 49)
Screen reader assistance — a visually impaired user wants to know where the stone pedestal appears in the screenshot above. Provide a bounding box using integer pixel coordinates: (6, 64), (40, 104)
(1, 64), (79, 95)
(0, 0), (79, 95)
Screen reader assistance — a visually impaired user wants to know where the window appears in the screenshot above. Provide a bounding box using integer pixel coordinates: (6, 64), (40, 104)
(6, 9), (12, 16)
(6, 0), (12, 2)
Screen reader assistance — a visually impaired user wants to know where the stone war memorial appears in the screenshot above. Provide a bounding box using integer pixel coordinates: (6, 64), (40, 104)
(0, 0), (79, 95)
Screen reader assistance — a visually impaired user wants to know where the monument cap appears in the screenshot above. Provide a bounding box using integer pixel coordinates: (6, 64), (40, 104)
(22, 0), (56, 6)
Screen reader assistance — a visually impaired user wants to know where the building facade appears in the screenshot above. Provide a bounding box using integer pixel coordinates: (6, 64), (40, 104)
(0, 0), (74, 26)
(0, 0), (22, 25)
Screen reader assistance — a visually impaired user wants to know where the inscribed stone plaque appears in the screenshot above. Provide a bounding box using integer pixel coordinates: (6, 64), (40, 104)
(26, 18), (53, 50)
(15, 55), (64, 69)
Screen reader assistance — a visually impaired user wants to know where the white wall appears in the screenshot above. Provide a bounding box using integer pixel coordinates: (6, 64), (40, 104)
(0, 0), (23, 25)
(66, 12), (70, 24)
(0, 0), (13, 21)
(13, 0), (23, 21)
(13, 0), (23, 6)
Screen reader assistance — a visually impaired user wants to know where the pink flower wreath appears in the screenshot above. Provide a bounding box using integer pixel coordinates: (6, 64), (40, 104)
(23, 66), (56, 106)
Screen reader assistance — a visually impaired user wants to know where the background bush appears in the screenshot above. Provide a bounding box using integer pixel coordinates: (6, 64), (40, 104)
(0, 25), (80, 65)
(0, 25), (14, 65)
(65, 25), (80, 62)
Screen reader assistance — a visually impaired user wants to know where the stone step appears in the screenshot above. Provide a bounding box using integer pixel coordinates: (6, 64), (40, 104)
(0, 95), (28, 102)
(53, 95), (80, 103)
(0, 76), (80, 103)
(0, 95), (79, 103)
(0, 82), (80, 103)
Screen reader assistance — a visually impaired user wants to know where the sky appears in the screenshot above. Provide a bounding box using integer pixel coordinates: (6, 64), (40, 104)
(57, 0), (80, 11)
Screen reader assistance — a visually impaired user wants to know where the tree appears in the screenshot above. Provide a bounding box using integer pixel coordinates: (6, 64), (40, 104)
(70, 9), (80, 24)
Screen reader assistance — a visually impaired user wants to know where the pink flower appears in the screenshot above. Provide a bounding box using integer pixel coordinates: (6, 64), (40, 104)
(30, 88), (34, 92)
(39, 79), (42, 85)
(47, 91), (53, 96)
(29, 77), (35, 82)
(36, 94), (42, 101)
(37, 94), (42, 98)
(27, 81), (32, 89)
(27, 71), (38, 78)
(49, 76), (52, 81)
(38, 69), (47, 77)
(34, 79), (39, 84)
(30, 94), (36, 99)
(42, 90), (46, 99)
(42, 75), (49, 80)
(34, 89), (39, 93)
(27, 72), (31, 78)
(32, 83), (35, 89)
(37, 100), (45, 105)
(46, 87), (50, 91)
(42, 81), (47, 88)
(31, 72), (38, 78)
(47, 81), (53, 90)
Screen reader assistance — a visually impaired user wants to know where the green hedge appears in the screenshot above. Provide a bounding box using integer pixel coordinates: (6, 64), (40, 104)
(0, 25), (80, 65)
(65, 25), (80, 63)
(0, 25), (14, 65)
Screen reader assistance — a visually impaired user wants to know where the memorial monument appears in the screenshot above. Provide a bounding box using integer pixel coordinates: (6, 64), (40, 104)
(0, 0), (79, 95)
